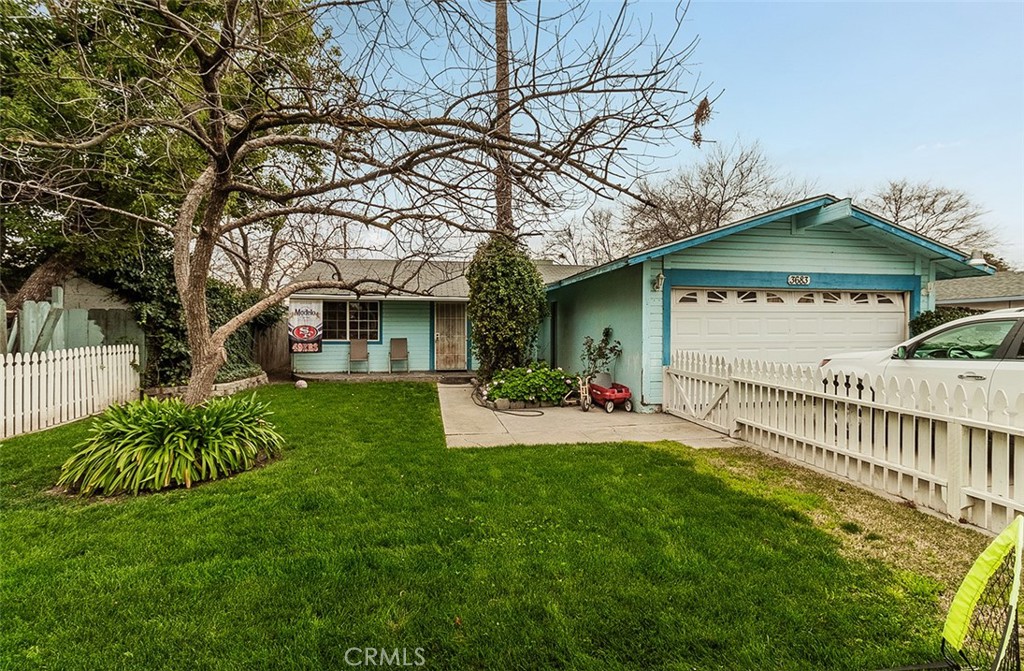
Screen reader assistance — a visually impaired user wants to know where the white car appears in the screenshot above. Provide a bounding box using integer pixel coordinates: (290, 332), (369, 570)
(819, 308), (1024, 398)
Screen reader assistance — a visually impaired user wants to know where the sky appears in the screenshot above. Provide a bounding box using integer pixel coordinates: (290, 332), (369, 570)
(628, 0), (1024, 266)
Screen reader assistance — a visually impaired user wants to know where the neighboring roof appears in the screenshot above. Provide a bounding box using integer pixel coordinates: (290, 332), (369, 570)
(291, 258), (590, 299)
(935, 271), (1024, 303)
(547, 194), (994, 290)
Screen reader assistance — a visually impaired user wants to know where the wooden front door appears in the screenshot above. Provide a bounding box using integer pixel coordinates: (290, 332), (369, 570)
(434, 303), (467, 370)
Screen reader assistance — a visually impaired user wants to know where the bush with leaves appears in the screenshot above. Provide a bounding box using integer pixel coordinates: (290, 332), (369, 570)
(57, 395), (284, 496)
(467, 236), (547, 379)
(580, 327), (623, 378)
(909, 307), (986, 337)
(83, 233), (283, 387)
(485, 362), (573, 405)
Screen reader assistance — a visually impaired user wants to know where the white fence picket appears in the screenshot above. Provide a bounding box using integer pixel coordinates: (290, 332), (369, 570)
(665, 350), (1024, 535)
(0, 345), (139, 439)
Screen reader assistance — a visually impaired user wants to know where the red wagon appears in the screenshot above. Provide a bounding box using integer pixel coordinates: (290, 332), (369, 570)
(588, 382), (633, 413)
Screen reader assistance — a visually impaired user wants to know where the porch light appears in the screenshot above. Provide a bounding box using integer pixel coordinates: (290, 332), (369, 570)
(967, 250), (988, 267)
(652, 271), (665, 292)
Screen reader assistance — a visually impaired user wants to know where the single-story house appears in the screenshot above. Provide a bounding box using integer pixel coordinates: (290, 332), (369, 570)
(935, 271), (1024, 310)
(289, 259), (587, 374)
(537, 195), (993, 412)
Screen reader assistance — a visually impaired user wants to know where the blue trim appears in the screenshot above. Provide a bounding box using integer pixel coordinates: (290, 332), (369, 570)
(630, 199), (833, 266)
(848, 210), (985, 267)
(547, 197), (835, 291)
(546, 195), (991, 292)
(428, 301), (435, 371)
(659, 270), (922, 365)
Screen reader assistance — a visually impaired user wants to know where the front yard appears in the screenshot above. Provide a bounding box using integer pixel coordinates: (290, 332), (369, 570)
(1, 382), (988, 670)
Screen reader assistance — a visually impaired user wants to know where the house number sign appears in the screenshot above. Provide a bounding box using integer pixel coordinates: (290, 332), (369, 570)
(787, 274), (811, 286)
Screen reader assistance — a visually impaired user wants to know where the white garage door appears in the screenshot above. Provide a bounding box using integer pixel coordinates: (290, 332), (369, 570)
(670, 288), (907, 364)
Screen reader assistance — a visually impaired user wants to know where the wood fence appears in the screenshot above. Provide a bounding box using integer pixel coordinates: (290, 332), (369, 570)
(665, 351), (1024, 534)
(1, 345), (140, 439)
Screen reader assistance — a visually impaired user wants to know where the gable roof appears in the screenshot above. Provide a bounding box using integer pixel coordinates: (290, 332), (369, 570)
(936, 271), (1024, 303)
(546, 194), (994, 290)
(291, 258), (589, 300)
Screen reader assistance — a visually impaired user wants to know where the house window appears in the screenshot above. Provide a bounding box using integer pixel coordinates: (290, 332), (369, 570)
(322, 301), (380, 341)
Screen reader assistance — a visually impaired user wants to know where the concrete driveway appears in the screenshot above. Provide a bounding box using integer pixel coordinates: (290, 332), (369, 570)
(437, 384), (743, 449)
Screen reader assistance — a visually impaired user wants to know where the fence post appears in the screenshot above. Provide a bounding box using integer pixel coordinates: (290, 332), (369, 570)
(725, 358), (739, 437)
(944, 417), (965, 521)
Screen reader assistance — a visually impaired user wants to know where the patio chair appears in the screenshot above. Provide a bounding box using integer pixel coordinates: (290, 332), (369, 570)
(389, 338), (409, 373)
(348, 338), (369, 374)
(874, 516), (1022, 671)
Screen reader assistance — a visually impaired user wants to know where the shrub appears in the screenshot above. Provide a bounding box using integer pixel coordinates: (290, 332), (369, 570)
(57, 395), (284, 496)
(485, 362), (573, 405)
(580, 327), (622, 378)
(909, 306), (986, 336)
(467, 236), (547, 378)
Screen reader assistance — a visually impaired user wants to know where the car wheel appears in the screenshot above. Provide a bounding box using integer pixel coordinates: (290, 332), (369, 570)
(604, 400), (615, 413)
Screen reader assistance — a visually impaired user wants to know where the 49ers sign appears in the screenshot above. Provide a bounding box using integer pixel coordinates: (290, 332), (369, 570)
(288, 300), (323, 353)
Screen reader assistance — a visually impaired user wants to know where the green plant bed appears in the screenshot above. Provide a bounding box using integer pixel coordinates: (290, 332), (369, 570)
(485, 362), (573, 405)
(57, 395), (284, 496)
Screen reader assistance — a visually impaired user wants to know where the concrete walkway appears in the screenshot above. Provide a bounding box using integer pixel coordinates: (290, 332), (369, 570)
(437, 384), (744, 449)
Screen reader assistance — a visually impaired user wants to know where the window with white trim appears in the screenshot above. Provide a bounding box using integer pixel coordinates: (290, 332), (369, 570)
(323, 301), (380, 341)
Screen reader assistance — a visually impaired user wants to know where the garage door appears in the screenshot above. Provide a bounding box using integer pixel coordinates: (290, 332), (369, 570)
(670, 289), (907, 364)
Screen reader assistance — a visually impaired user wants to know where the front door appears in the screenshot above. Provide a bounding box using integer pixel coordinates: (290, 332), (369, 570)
(435, 303), (467, 370)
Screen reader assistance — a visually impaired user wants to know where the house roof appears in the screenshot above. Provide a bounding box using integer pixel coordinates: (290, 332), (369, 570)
(935, 271), (1024, 303)
(291, 258), (590, 300)
(546, 194), (994, 290)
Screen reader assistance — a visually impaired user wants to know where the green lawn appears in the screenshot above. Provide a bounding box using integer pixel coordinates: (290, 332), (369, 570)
(1, 382), (970, 670)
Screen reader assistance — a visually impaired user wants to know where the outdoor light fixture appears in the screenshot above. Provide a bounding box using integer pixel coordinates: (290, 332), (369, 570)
(967, 250), (988, 267)
(652, 271), (665, 292)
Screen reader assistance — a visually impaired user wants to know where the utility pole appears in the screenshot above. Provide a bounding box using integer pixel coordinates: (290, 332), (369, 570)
(493, 0), (514, 235)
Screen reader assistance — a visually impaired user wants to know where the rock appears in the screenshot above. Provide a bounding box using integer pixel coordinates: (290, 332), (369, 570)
(510, 401), (525, 410)
(295, 380), (308, 389)
(495, 398), (511, 410)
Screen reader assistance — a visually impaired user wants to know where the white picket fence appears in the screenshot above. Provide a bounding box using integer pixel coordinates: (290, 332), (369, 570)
(1, 345), (140, 439)
(665, 351), (1024, 534)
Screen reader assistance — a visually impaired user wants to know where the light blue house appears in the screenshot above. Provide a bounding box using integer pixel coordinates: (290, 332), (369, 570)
(289, 259), (586, 375)
(539, 195), (994, 412)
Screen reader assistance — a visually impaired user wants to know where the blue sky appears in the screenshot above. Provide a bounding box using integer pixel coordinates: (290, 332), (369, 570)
(647, 0), (1024, 266)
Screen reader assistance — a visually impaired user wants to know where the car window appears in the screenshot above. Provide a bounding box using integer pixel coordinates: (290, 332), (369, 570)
(911, 320), (1016, 360)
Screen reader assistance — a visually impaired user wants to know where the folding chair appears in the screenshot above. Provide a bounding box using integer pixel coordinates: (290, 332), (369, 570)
(348, 338), (369, 373)
(876, 516), (1022, 671)
(389, 338), (408, 373)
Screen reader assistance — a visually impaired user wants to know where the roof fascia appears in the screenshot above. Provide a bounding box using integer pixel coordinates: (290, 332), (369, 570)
(546, 196), (837, 291)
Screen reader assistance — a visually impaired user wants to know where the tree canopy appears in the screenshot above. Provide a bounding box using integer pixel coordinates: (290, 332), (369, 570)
(1, 0), (711, 401)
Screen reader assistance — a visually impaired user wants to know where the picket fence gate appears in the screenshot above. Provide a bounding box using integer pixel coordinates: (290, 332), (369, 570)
(664, 350), (1024, 534)
(0, 345), (140, 439)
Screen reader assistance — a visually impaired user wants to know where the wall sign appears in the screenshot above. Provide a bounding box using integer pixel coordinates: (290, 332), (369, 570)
(288, 300), (323, 353)
(786, 274), (812, 286)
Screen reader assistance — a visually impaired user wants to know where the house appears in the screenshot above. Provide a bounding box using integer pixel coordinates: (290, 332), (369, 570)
(537, 195), (993, 412)
(289, 259), (587, 374)
(935, 271), (1024, 310)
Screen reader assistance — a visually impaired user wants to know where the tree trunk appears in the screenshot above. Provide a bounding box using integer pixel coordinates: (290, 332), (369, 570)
(493, 0), (514, 235)
(183, 349), (224, 405)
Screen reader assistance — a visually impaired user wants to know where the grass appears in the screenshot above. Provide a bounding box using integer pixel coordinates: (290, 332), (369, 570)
(0, 382), (988, 670)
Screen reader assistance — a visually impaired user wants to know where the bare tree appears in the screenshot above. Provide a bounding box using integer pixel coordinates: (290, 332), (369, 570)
(1, 0), (710, 402)
(549, 208), (623, 266)
(865, 179), (999, 253)
(620, 141), (813, 251)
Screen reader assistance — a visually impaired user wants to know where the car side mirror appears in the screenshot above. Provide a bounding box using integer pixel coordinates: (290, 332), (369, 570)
(893, 345), (908, 360)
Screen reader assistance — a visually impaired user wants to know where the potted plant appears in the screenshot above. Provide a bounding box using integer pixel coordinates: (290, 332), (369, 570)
(580, 326), (622, 386)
